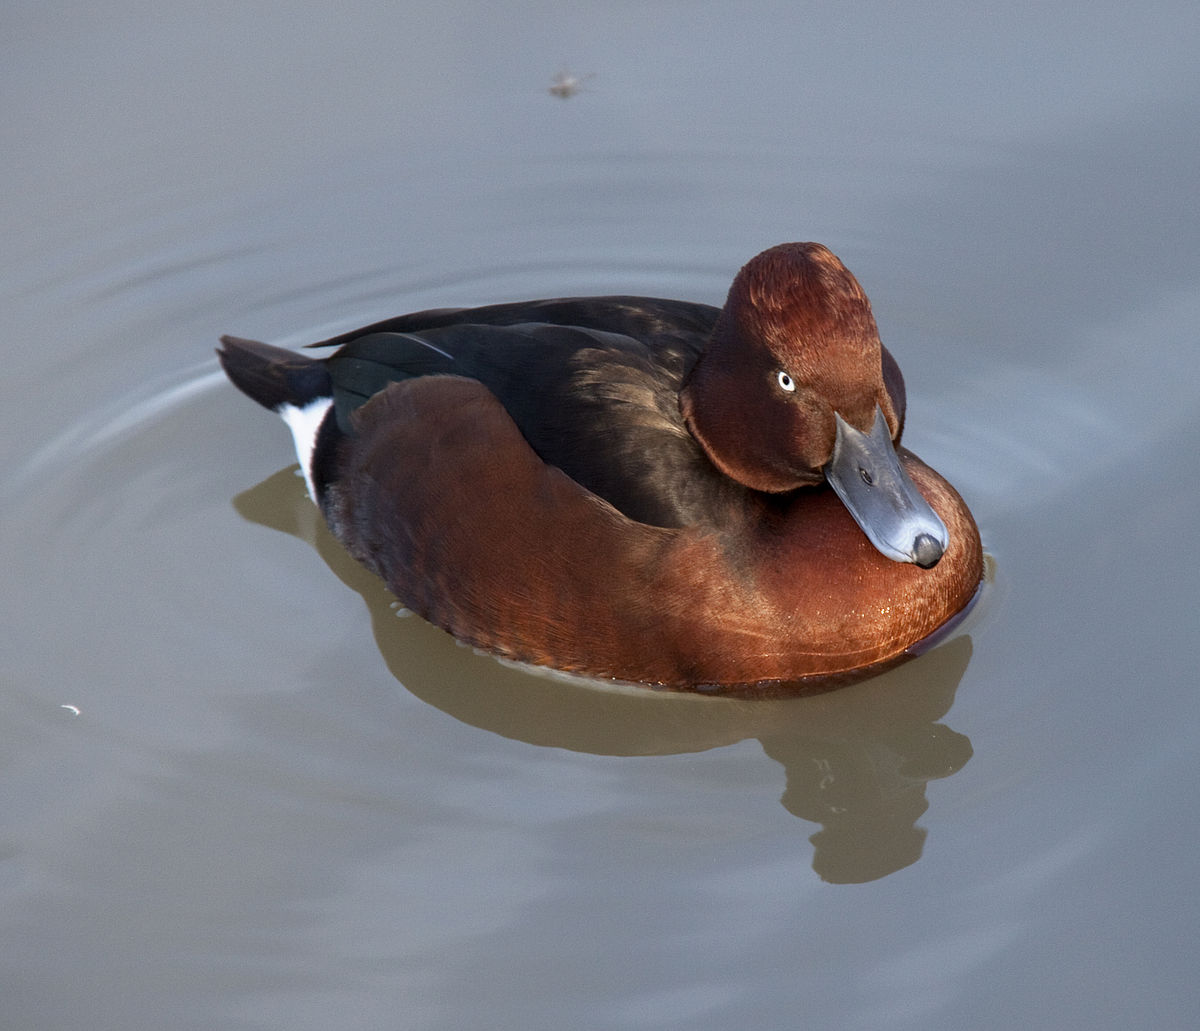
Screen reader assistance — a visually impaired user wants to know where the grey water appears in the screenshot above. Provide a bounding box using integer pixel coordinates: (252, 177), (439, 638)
(3, 2), (1199, 1028)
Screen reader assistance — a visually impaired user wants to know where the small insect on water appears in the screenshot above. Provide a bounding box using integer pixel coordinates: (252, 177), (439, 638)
(548, 68), (594, 99)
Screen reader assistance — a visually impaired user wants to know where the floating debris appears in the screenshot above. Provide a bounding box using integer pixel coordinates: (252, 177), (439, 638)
(60, 703), (81, 716)
(549, 68), (593, 99)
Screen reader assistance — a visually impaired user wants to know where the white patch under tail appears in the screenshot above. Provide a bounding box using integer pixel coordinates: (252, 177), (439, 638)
(279, 398), (333, 502)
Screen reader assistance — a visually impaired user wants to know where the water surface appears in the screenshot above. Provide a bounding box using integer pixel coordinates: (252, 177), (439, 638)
(4, 2), (1199, 1028)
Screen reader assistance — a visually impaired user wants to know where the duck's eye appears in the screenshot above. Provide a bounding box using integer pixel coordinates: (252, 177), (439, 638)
(776, 370), (796, 393)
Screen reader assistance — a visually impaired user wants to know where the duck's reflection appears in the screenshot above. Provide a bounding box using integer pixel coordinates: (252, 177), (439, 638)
(235, 467), (976, 883)
(763, 671), (972, 882)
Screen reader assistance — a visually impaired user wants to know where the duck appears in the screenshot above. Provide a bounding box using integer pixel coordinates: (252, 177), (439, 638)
(218, 243), (983, 695)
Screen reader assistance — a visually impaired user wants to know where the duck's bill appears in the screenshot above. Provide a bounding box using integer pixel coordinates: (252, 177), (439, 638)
(825, 407), (948, 568)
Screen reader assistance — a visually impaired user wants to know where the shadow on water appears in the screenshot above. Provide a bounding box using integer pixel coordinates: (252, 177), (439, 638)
(235, 466), (978, 883)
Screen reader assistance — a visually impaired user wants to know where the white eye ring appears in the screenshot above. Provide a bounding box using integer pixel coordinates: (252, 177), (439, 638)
(776, 370), (796, 392)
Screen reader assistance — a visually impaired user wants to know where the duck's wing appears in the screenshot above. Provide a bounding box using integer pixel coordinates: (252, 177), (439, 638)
(319, 302), (739, 529)
(324, 320), (736, 528)
(316, 295), (720, 437)
(309, 295), (720, 351)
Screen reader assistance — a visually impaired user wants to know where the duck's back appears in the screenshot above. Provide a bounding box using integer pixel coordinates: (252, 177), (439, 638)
(316, 297), (747, 528)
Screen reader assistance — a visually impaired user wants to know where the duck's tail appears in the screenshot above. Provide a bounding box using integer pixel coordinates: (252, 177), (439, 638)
(217, 335), (332, 411)
(218, 336), (336, 503)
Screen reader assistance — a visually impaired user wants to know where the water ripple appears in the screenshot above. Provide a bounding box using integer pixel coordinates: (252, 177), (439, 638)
(4, 361), (225, 498)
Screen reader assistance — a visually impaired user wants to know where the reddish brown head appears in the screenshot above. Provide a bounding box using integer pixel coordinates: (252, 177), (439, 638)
(681, 243), (901, 493)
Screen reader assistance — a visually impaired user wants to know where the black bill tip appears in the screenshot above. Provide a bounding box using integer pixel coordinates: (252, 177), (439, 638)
(912, 532), (944, 569)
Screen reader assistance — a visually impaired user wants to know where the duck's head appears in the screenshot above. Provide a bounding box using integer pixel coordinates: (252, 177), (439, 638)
(680, 242), (948, 568)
